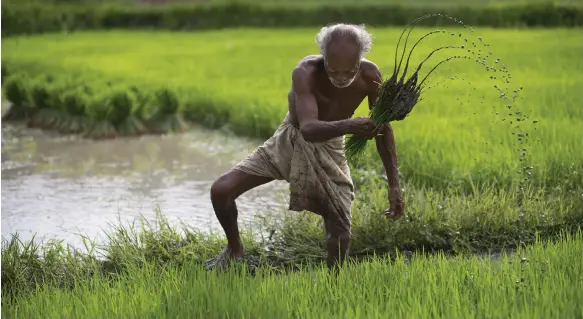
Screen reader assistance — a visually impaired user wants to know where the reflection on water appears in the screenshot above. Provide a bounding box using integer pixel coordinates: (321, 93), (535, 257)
(1, 113), (289, 250)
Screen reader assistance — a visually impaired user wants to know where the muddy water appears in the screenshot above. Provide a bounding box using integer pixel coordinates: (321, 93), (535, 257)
(1, 104), (289, 250)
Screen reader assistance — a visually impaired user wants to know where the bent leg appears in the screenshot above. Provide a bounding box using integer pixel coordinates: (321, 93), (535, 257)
(324, 218), (351, 269)
(207, 168), (273, 269)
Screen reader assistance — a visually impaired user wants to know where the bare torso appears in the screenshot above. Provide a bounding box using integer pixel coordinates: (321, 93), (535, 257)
(287, 55), (380, 127)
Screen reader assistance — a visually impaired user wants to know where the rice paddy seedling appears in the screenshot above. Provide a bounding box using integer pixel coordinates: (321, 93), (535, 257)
(83, 94), (118, 139)
(2, 73), (34, 121)
(345, 14), (474, 160)
(107, 89), (148, 136)
(57, 89), (90, 133)
(147, 88), (189, 134)
(27, 77), (54, 128)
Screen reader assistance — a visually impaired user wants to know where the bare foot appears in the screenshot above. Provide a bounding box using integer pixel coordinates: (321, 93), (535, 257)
(205, 247), (245, 270)
(384, 208), (403, 220)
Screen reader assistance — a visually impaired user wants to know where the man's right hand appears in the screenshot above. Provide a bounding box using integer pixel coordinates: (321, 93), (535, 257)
(348, 117), (381, 139)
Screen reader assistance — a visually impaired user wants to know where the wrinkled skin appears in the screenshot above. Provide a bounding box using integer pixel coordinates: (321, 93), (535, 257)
(206, 34), (404, 271)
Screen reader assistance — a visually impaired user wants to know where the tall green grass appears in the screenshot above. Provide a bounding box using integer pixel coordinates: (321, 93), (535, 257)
(2, 28), (582, 190)
(3, 226), (582, 318)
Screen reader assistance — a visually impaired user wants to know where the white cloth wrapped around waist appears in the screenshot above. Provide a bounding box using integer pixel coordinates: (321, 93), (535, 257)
(233, 112), (355, 233)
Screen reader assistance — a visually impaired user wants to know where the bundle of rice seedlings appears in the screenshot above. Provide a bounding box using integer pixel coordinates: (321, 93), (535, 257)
(345, 14), (468, 161)
(129, 86), (152, 121)
(27, 79), (61, 129)
(28, 75), (81, 131)
(147, 87), (188, 134)
(57, 89), (89, 134)
(1, 73), (33, 121)
(113, 89), (148, 137)
(83, 95), (117, 139)
(107, 90), (133, 128)
(37, 87), (68, 131)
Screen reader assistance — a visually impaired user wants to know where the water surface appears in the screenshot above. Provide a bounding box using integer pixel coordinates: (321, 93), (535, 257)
(1, 104), (289, 250)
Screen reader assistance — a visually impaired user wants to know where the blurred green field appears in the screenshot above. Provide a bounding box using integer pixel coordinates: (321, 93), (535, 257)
(2, 27), (581, 189)
(204, 0), (583, 7)
(7, 0), (581, 6)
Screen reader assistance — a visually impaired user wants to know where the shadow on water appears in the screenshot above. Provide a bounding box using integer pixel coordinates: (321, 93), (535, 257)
(1, 102), (289, 251)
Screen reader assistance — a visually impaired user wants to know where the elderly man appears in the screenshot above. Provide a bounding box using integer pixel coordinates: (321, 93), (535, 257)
(206, 23), (404, 269)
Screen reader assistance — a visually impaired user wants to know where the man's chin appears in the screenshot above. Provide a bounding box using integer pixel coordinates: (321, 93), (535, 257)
(329, 76), (356, 88)
(330, 81), (352, 88)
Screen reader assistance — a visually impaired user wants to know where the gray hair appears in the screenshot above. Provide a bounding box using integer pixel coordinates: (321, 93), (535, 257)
(315, 23), (373, 58)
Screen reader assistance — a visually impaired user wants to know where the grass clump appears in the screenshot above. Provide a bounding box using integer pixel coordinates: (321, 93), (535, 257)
(2, 223), (582, 318)
(0, 72), (190, 139)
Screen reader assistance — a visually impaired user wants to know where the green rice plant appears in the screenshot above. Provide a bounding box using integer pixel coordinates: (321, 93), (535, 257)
(129, 85), (154, 121)
(112, 89), (148, 136)
(107, 89), (133, 127)
(39, 85), (68, 131)
(27, 75), (82, 131)
(345, 14), (471, 160)
(26, 77), (53, 128)
(84, 94), (118, 139)
(147, 87), (189, 134)
(1, 73), (34, 121)
(57, 88), (90, 134)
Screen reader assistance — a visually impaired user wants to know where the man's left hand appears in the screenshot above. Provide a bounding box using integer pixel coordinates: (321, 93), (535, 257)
(385, 187), (404, 220)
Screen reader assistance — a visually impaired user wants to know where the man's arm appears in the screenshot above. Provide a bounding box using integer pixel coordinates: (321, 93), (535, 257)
(293, 66), (371, 143)
(365, 64), (405, 218)
(365, 65), (401, 190)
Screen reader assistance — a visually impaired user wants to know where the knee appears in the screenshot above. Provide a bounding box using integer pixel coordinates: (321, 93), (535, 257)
(326, 228), (350, 247)
(210, 175), (235, 203)
(325, 220), (351, 241)
(338, 231), (350, 244)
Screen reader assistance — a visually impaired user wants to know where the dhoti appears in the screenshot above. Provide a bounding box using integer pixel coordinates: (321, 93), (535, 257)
(233, 112), (355, 234)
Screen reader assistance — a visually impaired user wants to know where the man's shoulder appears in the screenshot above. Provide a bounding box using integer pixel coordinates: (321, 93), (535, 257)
(360, 58), (382, 82)
(291, 55), (322, 85)
(293, 55), (322, 73)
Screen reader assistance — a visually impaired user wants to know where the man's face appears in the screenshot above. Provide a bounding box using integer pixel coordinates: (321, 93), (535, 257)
(324, 40), (361, 88)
